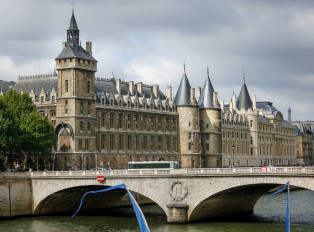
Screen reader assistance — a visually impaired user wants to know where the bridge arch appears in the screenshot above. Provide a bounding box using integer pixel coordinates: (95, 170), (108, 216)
(32, 178), (167, 217)
(188, 176), (314, 222)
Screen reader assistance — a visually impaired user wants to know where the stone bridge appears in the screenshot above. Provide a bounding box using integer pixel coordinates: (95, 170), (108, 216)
(1, 167), (314, 222)
(27, 167), (314, 223)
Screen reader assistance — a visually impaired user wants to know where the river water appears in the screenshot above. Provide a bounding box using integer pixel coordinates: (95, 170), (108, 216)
(1, 189), (313, 232)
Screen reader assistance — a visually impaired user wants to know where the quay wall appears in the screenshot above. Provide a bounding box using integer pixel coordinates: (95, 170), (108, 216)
(0, 174), (32, 218)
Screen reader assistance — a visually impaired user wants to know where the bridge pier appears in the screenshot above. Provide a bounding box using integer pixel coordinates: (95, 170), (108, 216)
(166, 203), (189, 224)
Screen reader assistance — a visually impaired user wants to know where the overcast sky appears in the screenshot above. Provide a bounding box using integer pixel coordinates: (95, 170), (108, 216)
(0, 0), (313, 121)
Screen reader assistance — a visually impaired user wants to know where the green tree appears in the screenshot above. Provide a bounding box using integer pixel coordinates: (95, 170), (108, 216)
(0, 90), (55, 170)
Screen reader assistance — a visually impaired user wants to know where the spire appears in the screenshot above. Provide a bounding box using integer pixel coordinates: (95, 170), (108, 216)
(237, 81), (252, 110)
(198, 67), (216, 109)
(243, 64), (246, 84)
(67, 10), (79, 47)
(174, 67), (193, 106)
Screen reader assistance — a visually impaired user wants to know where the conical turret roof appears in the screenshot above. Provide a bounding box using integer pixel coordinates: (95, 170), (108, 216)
(174, 70), (192, 106)
(198, 69), (217, 109)
(237, 82), (252, 110)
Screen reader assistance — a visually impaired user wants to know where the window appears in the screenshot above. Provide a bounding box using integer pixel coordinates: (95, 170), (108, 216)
(135, 136), (139, 150)
(65, 80), (68, 93)
(206, 143), (209, 151)
(188, 142), (192, 150)
(101, 134), (106, 150)
(87, 81), (90, 94)
(85, 139), (89, 151)
(119, 135), (123, 150)
(110, 113), (114, 128)
(87, 121), (91, 131)
(110, 134), (114, 150)
(41, 96), (44, 103)
(188, 133), (191, 140)
(250, 136), (253, 144)
(51, 95), (55, 103)
(206, 134), (209, 140)
(206, 124), (209, 129)
(127, 135), (131, 150)
(143, 136), (147, 151)
(80, 121), (83, 131)
(39, 111), (45, 117)
(250, 120), (253, 127)
(251, 148), (253, 155)
(189, 122), (191, 127)
(79, 139), (82, 150)
(173, 137), (177, 151)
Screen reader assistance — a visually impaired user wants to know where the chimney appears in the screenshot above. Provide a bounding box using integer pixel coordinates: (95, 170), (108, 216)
(232, 94), (236, 110)
(253, 95), (256, 111)
(86, 41), (92, 56)
(137, 82), (143, 96)
(129, 81), (134, 95)
(116, 79), (121, 94)
(197, 87), (201, 102)
(166, 86), (172, 100)
(190, 88), (196, 105)
(62, 42), (66, 49)
(220, 101), (224, 113)
(213, 92), (218, 108)
(153, 84), (158, 98)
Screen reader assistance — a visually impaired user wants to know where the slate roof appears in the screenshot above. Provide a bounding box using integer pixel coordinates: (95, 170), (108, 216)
(237, 83), (252, 110)
(256, 102), (279, 116)
(198, 71), (217, 109)
(55, 45), (97, 61)
(0, 80), (15, 93)
(12, 76), (57, 101)
(68, 12), (79, 31)
(174, 71), (193, 106)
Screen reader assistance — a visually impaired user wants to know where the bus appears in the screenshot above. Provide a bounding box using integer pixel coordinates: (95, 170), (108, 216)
(128, 161), (179, 170)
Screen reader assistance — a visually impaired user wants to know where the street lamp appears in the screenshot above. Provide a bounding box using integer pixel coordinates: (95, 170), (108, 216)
(232, 144), (235, 167)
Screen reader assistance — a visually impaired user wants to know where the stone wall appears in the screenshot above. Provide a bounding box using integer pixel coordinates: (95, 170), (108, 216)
(0, 174), (32, 218)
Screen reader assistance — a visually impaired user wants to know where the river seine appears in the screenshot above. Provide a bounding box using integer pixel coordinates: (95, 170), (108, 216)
(1, 189), (313, 232)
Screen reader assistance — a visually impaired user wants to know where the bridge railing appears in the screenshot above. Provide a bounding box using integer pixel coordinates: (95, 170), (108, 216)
(25, 166), (314, 177)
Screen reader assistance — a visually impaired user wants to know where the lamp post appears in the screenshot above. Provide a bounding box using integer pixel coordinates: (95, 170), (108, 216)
(232, 144), (235, 167)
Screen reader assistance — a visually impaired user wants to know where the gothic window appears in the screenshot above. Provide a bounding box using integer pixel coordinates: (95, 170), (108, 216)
(158, 136), (162, 151)
(206, 143), (209, 151)
(166, 137), (170, 151)
(118, 113), (123, 129)
(173, 137), (177, 151)
(87, 122), (91, 131)
(65, 80), (68, 93)
(80, 100), (83, 114)
(135, 135), (139, 150)
(143, 136), (147, 151)
(79, 139), (82, 150)
(150, 136), (154, 151)
(80, 121), (83, 131)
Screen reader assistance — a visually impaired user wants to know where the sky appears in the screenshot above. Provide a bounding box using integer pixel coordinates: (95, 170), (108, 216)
(0, 0), (313, 121)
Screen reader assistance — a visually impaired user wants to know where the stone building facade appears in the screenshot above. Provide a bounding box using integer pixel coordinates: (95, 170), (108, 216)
(3, 12), (297, 170)
(292, 121), (314, 166)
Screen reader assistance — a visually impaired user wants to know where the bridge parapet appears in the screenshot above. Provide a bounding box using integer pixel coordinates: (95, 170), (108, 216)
(29, 166), (314, 177)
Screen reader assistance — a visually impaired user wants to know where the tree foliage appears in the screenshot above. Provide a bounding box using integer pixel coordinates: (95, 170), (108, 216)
(0, 90), (55, 169)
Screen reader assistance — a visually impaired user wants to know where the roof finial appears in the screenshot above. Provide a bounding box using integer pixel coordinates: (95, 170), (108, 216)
(243, 63), (246, 84)
(71, 2), (75, 15)
(183, 61), (186, 72)
(207, 66), (209, 78)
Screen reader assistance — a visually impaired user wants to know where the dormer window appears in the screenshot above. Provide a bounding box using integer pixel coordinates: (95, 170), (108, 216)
(40, 96), (44, 103)
(51, 95), (55, 103)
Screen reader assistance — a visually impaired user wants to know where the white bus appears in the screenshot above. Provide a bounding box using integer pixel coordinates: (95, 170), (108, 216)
(128, 161), (179, 170)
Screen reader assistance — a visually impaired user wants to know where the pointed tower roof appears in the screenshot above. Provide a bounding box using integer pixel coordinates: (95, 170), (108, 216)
(56, 11), (96, 62)
(237, 81), (252, 110)
(68, 10), (79, 31)
(198, 67), (216, 109)
(174, 65), (192, 106)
